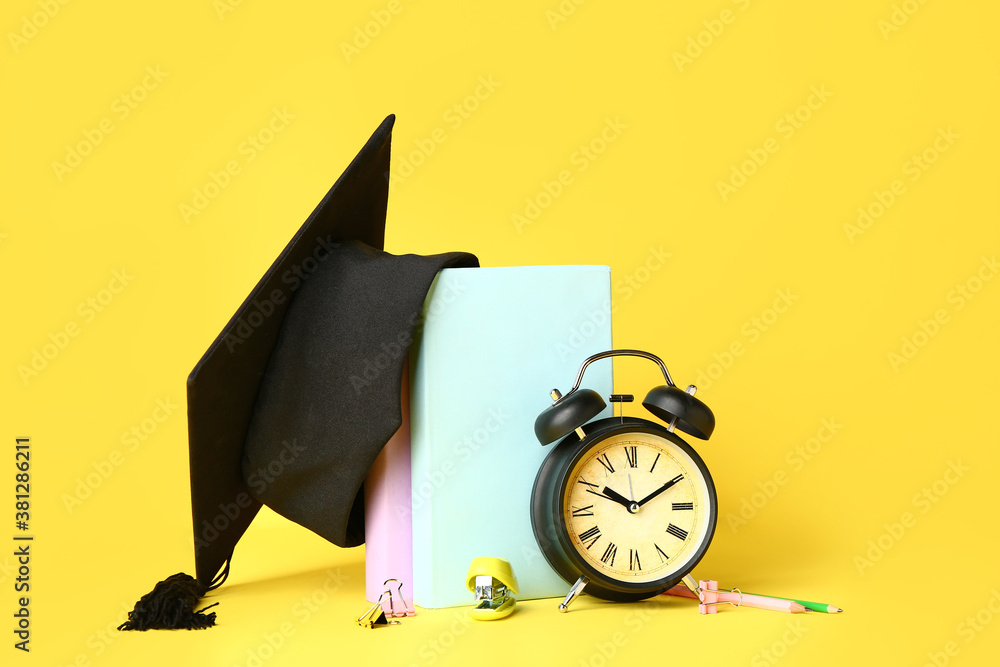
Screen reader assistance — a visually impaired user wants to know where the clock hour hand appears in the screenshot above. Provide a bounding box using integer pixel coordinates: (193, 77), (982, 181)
(636, 474), (683, 507)
(599, 486), (640, 514)
(585, 486), (625, 507)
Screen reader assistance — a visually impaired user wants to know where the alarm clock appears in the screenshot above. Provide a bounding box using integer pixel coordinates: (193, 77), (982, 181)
(530, 349), (717, 610)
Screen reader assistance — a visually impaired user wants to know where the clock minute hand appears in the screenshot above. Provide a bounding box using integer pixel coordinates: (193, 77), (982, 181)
(636, 475), (683, 507)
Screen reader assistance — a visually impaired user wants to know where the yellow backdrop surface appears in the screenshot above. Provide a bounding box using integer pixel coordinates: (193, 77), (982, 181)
(3, 1), (999, 665)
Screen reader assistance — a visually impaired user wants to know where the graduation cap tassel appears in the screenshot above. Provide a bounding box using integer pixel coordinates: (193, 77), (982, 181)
(118, 559), (230, 631)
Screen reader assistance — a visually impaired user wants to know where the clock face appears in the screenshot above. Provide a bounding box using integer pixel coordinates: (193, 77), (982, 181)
(561, 431), (713, 584)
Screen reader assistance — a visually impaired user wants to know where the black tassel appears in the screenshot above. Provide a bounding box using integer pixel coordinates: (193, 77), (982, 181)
(118, 573), (219, 631)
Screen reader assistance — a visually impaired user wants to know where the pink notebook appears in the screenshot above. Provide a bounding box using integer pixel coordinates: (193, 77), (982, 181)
(363, 370), (413, 611)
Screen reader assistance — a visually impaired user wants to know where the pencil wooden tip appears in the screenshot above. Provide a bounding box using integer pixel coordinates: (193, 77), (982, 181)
(791, 603), (807, 613)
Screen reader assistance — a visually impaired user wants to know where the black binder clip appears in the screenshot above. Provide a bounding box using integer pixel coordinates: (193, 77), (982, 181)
(357, 592), (400, 629)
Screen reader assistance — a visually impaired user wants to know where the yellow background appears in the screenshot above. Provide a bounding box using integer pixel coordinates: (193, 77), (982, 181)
(3, 1), (999, 665)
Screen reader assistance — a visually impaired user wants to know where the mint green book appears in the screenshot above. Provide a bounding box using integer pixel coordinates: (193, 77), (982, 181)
(409, 266), (613, 608)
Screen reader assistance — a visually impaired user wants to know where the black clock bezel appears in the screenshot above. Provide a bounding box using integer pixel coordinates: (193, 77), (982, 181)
(530, 416), (717, 602)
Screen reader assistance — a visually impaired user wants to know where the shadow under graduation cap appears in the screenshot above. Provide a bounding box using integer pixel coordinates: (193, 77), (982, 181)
(120, 115), (478, 631)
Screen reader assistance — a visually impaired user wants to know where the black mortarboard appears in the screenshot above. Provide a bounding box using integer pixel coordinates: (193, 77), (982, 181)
(120, 116), (478, 630)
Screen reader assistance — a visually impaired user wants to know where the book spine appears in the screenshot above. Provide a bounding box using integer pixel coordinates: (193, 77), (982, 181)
(409, 307), (435, 608)
(363, 366), (413, 608)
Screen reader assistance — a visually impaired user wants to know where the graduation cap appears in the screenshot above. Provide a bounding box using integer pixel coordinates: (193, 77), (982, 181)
(119, 116), (478, 630)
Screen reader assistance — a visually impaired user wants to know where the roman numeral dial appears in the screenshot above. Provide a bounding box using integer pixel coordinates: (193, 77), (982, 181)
(601, 542), (618, 566)
(666, 523), (689, 540)
(562, 431), (712, 585)
(624, 445), (638, 468)
(578, 525), (602, 549)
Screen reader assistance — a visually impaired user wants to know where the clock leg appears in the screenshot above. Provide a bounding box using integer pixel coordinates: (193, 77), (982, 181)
(558, 575), (590, 612)
(681, 574), (703, 601)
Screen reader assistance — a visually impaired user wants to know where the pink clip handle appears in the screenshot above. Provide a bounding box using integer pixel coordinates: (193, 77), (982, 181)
(698, 580), (719, 615)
